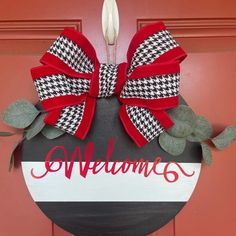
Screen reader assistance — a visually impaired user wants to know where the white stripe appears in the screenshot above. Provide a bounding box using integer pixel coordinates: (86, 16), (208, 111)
(22, 162), (201, 202)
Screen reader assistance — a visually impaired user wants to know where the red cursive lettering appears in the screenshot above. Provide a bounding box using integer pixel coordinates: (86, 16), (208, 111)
(31, 138), (195, 183)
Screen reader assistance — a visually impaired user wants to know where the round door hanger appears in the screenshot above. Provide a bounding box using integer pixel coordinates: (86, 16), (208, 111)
(21, 97), (201, 236)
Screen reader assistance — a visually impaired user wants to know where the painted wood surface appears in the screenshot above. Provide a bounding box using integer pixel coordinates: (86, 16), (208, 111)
(0, 0), (236, 235)
(20, 95), (201, 235)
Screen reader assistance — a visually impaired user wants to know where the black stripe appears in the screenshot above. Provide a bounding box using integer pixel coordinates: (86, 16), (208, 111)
(21, 96), (201, 163)
(37, 202), (185, 236)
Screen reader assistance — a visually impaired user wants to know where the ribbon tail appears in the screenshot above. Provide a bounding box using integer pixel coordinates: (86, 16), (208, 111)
(44, 97), (96, 140)
(150, 110), (174, 130)
(119, 105), (148, 147)
(119, 105), (174, 147)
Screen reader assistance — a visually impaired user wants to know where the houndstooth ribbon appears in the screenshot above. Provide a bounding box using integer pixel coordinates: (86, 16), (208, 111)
(31, 21), (187, 147)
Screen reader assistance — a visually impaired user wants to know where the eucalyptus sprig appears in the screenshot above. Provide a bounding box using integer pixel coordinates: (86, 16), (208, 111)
(158, 105), (236, 166)
(1, 99), (65, 170)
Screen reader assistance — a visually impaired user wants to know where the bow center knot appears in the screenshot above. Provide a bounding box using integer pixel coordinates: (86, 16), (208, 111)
(97, 63), (127, 98)
(98, 63), (119, 98)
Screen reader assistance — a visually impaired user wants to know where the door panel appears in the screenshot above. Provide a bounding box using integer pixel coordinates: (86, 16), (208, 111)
(54, 224), (72, 236)
(0, 0), (235, 235)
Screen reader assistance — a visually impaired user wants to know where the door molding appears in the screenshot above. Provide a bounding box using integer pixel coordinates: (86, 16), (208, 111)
(0, 20), (82, 40)
(137, 18), (236, 38)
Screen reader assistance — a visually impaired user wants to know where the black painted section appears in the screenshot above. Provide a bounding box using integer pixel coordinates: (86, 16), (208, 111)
(37, 202), (185, 236)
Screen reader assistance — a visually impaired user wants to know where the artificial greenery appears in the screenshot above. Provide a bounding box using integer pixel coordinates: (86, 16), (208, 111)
(25, 113), (47, 140)
(0, 99), (65, 170)
(3, 99), (40, 129)
(0, 99), (235, 170)
(167, 105), (196, 138)
(1, 99), (65, 140)
(212, 126), (236, 150)
(41, 125), (65, 139)
(158, 105), (236, 166)
(8, 142), (21, 172)
(0, 132), (14, 136)
(200, 143), (212, 166)
(159, 132), (186, 156)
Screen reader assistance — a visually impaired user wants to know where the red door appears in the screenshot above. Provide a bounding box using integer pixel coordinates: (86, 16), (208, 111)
(0, 1), (236, 235)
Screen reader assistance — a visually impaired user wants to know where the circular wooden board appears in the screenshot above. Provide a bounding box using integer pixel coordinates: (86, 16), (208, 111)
(21, 96), (201, 236)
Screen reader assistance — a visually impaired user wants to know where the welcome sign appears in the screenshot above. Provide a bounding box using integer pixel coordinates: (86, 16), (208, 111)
(0, 15), (232, 236)
(21, 97), (201, 235)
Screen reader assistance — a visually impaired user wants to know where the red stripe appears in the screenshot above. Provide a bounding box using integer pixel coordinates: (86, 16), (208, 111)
(40, 53), (93, 79)
(74, 97), (96, 139)
(115, 63), (127, 94)
(61, 28), (99, 65)
(129, 62), (180, 79)
(151, 110), (174, 130)
(31, 65), (61, 80)
(41, 94), (87, 111)
(127, 22), (166, 66)
(153, 46), (187, 64)
(44, 108), (63, 125)
(119, 105), (148, 148)
(119, 96), (178, 111)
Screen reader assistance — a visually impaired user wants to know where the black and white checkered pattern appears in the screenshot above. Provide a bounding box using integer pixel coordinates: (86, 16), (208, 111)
(34, 74), (90, 100)
(55, 102), (85, 135)
(128, 30), (179, 75)
(48, 36), (94, 74)
(120, 73), (180, 99)
(126, 105), (164, 142)
(98, 64), (119, 97)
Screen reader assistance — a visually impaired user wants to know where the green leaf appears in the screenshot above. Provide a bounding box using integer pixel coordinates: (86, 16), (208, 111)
(3, 99), (40, 129)
(212, 126), (236, 150)
(25, 113), (47, 140)
(9, 152), (14, 172)
(0, 132), (14, 136)
(167, 105), (197, 138)
(35, 101), (43, 111)
(187, 116), (213, 142)
(41, 125), (65, 139)
(8, 143), (19, 172)
(201, 143), (212, 166)
(168, 105), (197, 126)
(159, 132), (186, 156)
(167, 119), (194, 138)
